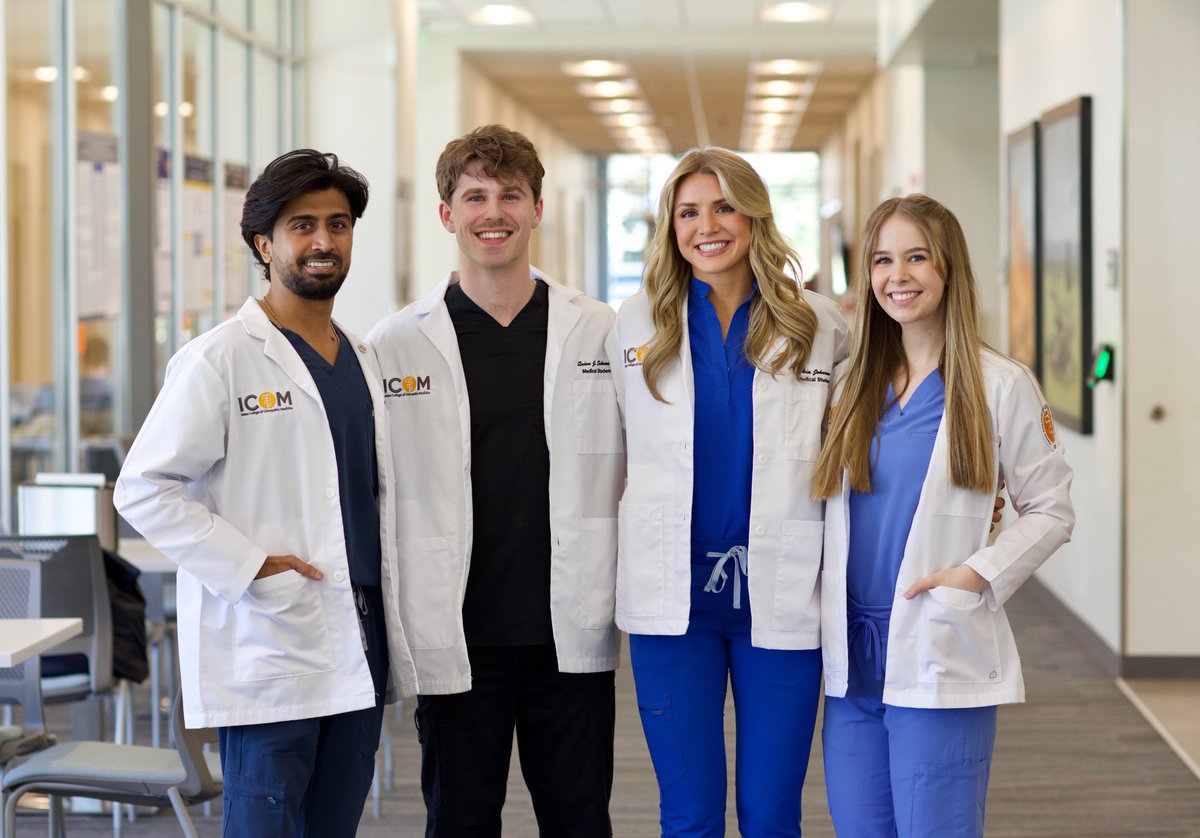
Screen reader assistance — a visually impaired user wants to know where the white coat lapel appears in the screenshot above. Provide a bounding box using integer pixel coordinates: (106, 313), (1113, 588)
(240, 296), (322, 404)
(541, 271), (583, 450)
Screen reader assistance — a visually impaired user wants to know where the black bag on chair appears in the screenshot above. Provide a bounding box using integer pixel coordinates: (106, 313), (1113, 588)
(102, 548), (149, 684)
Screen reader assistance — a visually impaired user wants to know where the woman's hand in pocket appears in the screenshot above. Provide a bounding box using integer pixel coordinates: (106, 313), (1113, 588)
(904, 564), (988, 600)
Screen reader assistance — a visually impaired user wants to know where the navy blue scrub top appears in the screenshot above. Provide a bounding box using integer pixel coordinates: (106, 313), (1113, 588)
(688, 277), (756, 545)
(847, 369), (945, 607)
(283, 328), (382, 588)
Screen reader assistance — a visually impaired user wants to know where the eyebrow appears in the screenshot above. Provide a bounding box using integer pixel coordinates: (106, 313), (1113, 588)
(283, 212), (352, 224)
(872, 246), (930, 257)
(459, 183), (528, 196)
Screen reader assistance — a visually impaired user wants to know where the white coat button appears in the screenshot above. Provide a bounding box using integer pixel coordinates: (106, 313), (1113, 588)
(756, 453), (768, 464)
(325, 487), (336, 499)
(758, 381), (768, 392)
(357, 343), (366, 353)
(333, 571), (345, 583)
(754, 524), (765, 536)
(989, 670), (998, 680)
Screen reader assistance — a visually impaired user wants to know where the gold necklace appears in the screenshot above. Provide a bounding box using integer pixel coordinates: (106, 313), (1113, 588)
(259, 294), (338, 346)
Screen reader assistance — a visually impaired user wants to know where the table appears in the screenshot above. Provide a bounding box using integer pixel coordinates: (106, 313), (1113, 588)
(117, 537), (176, 574)
(0, 618), (83, 667)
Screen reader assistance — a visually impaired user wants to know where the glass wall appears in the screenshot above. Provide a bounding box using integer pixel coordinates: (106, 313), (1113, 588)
(2, 0), (302, 525)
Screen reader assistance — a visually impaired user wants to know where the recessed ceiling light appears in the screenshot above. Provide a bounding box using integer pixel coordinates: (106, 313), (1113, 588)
(761, 3), (830, 23)
(754, 59), (822, 76)
(179, 101), (195, 118)
(749, 97), (796, 113)
(153, 101), (169, 117)
(578, 79), (639, 98)
(33, 66), (58, 83)
(466, 5), (535, 25)
(100, 85), (119, 102)
(73, 66), (90, 82)
(752, 80), (813, 97)
(562, 60), (629, 78)
(602, 113), (653, 128)
(590, 98), (648, 114)
(747, 112), (789, 127)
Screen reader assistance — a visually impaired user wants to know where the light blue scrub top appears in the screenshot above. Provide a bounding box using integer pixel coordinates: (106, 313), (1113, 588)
(688, 277), (755, 546)
(847, 369), (945, 608)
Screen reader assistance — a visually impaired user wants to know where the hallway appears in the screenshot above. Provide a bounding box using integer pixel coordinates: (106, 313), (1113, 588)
(12, 585), (1200, 837)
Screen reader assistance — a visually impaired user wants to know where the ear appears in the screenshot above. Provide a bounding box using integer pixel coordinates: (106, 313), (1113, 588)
(438, 201), (455, 233)
(253, 233), (273, 264)
(531, 196), (544, 230)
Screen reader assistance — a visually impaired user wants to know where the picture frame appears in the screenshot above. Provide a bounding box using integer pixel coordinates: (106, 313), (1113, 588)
(1006, 122), (1040, 378)
(1037, 96), (1092, 434)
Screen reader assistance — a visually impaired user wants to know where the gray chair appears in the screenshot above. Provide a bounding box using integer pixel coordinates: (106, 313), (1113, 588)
(2, 694), (222, 838)
(0, 537), (134, 746)
(0, 558), (56, 769)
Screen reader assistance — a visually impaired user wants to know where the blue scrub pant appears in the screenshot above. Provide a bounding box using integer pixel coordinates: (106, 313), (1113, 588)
(217, 586), (389, 838)
(630, 541), (822, 837)
(822, 600), (997, 838)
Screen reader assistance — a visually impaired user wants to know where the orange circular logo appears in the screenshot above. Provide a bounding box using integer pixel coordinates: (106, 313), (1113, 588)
(1041, 405), (1056, 448)
(635, 345), (648, 363)
(401, 376), (417, 393)
(258, 391), (276, 409)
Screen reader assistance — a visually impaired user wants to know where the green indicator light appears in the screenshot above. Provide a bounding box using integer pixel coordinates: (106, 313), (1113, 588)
(1093, 349), (1111, 379)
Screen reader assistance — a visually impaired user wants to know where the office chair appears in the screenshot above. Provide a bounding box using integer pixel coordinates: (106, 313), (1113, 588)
(0, 558), (56, 770)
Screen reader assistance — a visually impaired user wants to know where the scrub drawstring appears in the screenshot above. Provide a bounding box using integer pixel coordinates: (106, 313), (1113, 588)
(703, 545), (749, 609)
(848, 611), (885, 682)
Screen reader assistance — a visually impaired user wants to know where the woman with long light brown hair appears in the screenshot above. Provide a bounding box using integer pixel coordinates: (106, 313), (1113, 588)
(606, 147), (849, 835)
(812, 193), (1074, 836)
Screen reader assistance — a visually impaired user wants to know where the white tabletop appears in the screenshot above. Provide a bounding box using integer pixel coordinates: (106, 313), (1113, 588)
(117, 537), (177, 575)
(0, 618), (83, 667)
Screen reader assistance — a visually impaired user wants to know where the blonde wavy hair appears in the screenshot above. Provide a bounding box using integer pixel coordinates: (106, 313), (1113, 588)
(640, 147), (819, 401)
(812, 194), (995, 498)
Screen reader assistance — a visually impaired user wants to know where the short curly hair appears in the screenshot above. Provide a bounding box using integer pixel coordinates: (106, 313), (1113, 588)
(435, 125), (544, 204)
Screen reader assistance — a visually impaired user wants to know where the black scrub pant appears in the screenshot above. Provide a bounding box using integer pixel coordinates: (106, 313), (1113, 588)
(416, 643), (615, 837)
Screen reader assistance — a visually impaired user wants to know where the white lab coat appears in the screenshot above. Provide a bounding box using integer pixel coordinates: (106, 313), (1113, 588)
(605, 288), (850, 649)
(366, 270), (625, 695)
(821, 349), (1075, 708)
(115, 297), (419, 728)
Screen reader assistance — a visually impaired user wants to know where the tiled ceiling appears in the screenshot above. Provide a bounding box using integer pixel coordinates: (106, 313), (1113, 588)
(418, 0), (880, 154)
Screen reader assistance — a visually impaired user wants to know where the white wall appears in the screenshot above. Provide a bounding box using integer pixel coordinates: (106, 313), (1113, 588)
(303, 0), (399, 337)
(1000, 0), (1124, 653)
(413, 35), (598, 301)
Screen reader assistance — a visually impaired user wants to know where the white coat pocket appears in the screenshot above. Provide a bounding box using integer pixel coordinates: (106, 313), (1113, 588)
(398, 535), (458, 650)
(770, 519), (824, 633)
(572, 378), (625, 454)
(616, 502), (665, 619)
(916, 586), (1002, 684)
(578, 518), (618, 629)
(234, 570), (336, 682)
(785, 384), (825, 461)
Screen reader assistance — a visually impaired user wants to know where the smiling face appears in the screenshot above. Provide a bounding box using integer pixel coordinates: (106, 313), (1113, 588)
(439, 165), (543, 278)
(671, 172), (753, 289)
(869, 213), (947, 334)
(254, 187), (353, 301)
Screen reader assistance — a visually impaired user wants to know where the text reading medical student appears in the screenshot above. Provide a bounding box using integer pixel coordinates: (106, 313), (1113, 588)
(606, 147), (849, 835)
(368, 125), (624, 837)
(811, 194), (1074, 837)
(116, 149), (417, 837)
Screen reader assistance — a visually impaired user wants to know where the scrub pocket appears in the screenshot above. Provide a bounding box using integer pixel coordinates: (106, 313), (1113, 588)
(221, 771), (286, 838)
(907, 756), (990, 838)
(234, 570), (336, 682)
(637, 695), (687, 790)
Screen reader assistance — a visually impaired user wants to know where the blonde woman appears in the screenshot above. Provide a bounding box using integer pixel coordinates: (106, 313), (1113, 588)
(606, 148), (849, 835)
(812, 194), (1074, 836)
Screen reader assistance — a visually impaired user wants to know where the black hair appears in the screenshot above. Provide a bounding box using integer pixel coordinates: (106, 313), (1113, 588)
(240, 149), (369, 280)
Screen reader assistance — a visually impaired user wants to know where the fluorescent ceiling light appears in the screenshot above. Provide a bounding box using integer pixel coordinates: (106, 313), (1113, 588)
(602, 113), (653, 128)
(562, 60), (629, 78)
(100, 85), (119, 102)
(747, 112), (789, 127)
(749, 97), (797, 113)
(754, 59), (822, 76)
(752, 80), (813, 97)
(466, 5), (535, 25)
(179, 101), (195, 118)
(73, 66), (90, 82)
(578, 79), (639, 98)
(761, 3), (831, 23)
(153, 101), (169, 117)
(33, 66), (58, 82)
(590, 98), (648, 114)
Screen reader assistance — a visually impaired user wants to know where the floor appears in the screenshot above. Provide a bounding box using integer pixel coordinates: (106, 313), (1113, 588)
(6, 586), (1200, 836)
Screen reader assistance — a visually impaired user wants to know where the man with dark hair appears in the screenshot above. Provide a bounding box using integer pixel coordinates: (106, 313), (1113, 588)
(368, 124), (624, 836)
(117, 149), (417, 838)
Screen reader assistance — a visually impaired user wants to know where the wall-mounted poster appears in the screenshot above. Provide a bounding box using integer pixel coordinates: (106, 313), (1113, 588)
(1006, 122), (1040, 378)
(1038, 96), (1092, 434)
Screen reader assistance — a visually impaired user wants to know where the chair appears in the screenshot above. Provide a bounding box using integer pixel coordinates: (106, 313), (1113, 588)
(2, 693), (223, 838)
(0, 558), (56, 769)
(0, 537), (134, 746)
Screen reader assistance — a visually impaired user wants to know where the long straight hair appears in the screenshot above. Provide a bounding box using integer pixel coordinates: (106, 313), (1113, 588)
(641, 147), (819, 401)
(812, 194), (994, 498)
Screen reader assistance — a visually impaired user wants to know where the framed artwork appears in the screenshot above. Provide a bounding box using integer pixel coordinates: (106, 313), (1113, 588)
(1037, 96), (1092, 434)
(1006, 122), (1040, 378)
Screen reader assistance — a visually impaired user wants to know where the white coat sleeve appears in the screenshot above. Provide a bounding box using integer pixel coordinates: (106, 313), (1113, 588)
(604, 321), (627, 431)
(114, 349), (266, 604)
(964, 369), (1075, 608)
